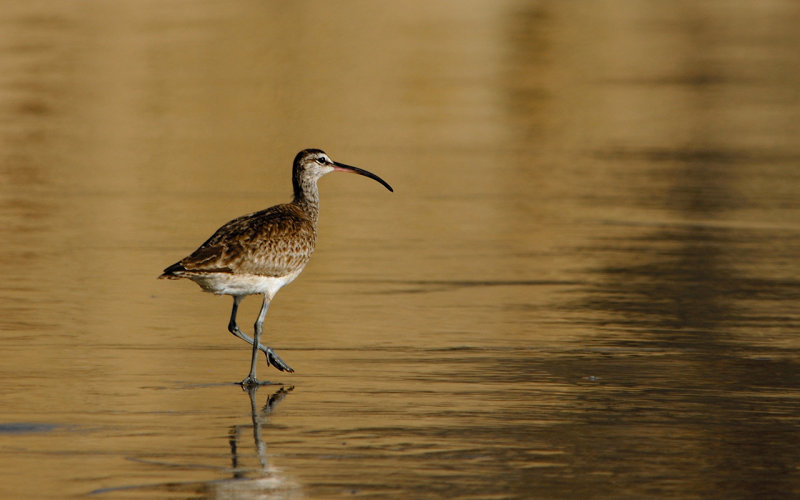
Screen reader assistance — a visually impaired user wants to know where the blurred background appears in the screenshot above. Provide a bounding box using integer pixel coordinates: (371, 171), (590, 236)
(1, 0), (799, 498)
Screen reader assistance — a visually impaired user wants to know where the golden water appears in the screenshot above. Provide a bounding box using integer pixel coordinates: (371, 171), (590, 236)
(1, 1), (799, 497)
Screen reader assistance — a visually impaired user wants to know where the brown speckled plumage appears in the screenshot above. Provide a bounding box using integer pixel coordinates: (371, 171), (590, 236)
(161, 203), (317, 279)
(159, 148), (392, 386)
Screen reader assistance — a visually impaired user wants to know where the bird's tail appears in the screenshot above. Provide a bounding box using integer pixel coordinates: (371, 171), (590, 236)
(159, 262), (186, 279)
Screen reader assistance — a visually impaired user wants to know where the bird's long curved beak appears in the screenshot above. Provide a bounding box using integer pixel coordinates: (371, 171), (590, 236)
(333, 161), (394, 192)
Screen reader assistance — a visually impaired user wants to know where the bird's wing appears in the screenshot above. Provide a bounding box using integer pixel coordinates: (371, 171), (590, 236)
(175, 204), (316, 277)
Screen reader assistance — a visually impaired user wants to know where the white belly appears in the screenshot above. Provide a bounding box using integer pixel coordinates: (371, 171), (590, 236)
(189, 269), (303, 299)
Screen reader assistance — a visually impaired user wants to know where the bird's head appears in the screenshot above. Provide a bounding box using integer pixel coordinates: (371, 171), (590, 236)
(293, 149), (393, 192)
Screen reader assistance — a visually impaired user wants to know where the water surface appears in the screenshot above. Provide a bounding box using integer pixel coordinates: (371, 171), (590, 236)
(1, 1), (799, 498)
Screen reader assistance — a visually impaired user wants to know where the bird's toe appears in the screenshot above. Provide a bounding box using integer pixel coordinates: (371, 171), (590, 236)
(266, 349), (294, 373)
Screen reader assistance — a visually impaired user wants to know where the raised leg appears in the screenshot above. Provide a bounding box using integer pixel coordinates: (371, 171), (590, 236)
(228, 296), (267, 353)
(228, 296), (293, 374)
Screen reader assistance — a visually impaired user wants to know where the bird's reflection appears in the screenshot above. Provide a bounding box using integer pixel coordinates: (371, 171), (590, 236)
(229, 384), (294, 475)
(200, 384), (298, 498)
(88, 384), (297, 497)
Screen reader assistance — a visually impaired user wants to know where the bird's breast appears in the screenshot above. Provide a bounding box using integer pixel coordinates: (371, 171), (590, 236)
(190, 268), (305, 298)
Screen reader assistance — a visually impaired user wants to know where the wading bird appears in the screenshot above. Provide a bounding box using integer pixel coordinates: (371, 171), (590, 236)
(160, 149), (393, 386)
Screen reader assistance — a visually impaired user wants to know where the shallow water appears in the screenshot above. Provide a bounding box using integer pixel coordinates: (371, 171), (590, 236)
(1, 1), (800, 498)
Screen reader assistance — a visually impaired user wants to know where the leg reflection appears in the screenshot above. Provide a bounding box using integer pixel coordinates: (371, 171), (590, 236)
(228, 384), (294, 477)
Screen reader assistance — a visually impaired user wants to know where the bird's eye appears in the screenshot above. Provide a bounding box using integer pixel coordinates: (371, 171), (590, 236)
(318, 157), (329, 164)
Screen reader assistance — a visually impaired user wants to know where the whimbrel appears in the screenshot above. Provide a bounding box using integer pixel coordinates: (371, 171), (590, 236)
(160, 149), (393, 386)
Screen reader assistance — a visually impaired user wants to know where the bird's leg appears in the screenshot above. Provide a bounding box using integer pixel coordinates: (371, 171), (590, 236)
(240, 295), (294, 387)
(244, 296), (269, 385)
(228, 296), (271, 357)
(228, 295), (294, 376)
(253, 295), (294, 374)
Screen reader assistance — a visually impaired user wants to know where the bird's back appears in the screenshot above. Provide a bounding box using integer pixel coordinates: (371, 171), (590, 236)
(161, 203), (317, 280)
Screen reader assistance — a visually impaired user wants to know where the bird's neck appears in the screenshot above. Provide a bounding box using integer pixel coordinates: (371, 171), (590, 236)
(292, 175), (320, 224)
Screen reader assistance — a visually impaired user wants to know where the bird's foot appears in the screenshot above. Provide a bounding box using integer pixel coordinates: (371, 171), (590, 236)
(239, 376), (280, 388)
(265, 348), (294, 373)
(240, 376), (260, 388)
